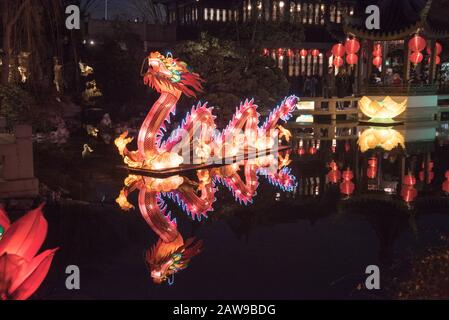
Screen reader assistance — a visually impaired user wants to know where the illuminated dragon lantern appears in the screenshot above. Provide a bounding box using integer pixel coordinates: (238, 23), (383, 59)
(116, 155), (296, 284)
(115, 52), (299, 170)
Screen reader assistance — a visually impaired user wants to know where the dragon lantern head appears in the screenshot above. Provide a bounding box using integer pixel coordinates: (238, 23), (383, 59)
(143, 52), (204, 98)
(146, 236), (203, 285)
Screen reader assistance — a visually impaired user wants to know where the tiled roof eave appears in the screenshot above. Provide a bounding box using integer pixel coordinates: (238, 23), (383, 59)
(343, 23), (421, 41)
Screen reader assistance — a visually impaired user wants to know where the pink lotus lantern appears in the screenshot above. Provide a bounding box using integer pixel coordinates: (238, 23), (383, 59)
(0, 205), (57, 300)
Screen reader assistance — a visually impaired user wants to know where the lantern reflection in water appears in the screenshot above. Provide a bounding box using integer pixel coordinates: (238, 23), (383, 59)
(116, 156), (297, 285)
(358, 127), (405, 153)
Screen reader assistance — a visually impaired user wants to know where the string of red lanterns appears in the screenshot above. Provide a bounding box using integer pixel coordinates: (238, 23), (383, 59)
(408, 34), (427, 65)
(372, 42), (382, 69)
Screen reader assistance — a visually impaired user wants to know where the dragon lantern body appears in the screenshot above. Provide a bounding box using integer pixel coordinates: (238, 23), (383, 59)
(115, 52), (298, 170)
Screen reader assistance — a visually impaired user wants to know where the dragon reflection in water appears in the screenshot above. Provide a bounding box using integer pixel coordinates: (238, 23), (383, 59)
(116, 153), (296, 284)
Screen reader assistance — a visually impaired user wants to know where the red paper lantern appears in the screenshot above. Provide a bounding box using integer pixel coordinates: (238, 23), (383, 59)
(332, 43), (345, 57)
(427, 42), (443, 55)
(367, 167), (377, 179)
(373, 56), (382, 68)
(345, 39), (360, 54)
(443, 170), (449, 194)
(346, 53), (358, 65)
(408, 35), (426, 52)
(287, 49), (293, 57)
(277, 48), (284, 56)
(328, 170), (341, 184)
(309, 146), (317, 155)
(373, 43), (382, 57)
(311, 49), (320, 57)
(340, 181), (355, 196)
(428, 56), (441, 65)
(401, 186), (418, 203)
(299, 49), (308, 57)
(342, 169), (354, 181)
(403, 174), (417, 186)
(409, 51), (424, 64)
(333, 56), (344, 68)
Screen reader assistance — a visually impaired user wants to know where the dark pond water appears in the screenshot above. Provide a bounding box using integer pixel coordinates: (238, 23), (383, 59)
(31, 123), (449, 299)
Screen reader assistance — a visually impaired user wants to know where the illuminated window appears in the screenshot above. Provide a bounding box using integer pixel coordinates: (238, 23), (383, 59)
(302, 3), (308, 24)
(210, 8), (214, 21)
(216, 9), (220, 21)
(330, 5), (336, 23)
(272, 1), (277, 21)
(204, 8), (208, 21)
(320, 4), (325, 24)
(314, 3), (320, 24)
(319, 54), (324, 76)
(308, 4), (313, 24)
(264, 0), (270, 21)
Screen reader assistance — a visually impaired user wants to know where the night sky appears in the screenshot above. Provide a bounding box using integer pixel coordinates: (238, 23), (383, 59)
(86, 0), (139, 20)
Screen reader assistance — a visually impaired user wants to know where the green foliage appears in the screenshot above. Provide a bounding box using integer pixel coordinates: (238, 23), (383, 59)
(176, 33), (290, 120)
(0, 84), (37, 128)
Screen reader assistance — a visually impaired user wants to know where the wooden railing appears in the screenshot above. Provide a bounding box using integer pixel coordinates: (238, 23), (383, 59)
(361, 84), (438, 96)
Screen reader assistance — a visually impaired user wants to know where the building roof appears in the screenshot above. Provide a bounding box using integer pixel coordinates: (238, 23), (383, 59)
(344, 0), (449, 40)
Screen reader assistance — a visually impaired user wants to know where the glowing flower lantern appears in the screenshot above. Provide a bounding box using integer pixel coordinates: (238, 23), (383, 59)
(345, 39), (360, 54)
(443, 171), (449, 194)
(409, 51), (424, 65)
(408, 35), (426, 52)
(358, 127), (405, 153)
(359, 96), (407, 122)
(340, 169), (355, 196)
(346, 53), (358, 65)
(367, 157), (378, 179)
(311, 49), (320, 57)
(401, 173), (417, 203)
(332, 43), (345, 57)
(333, 56), (344, 68)
(299, 49), (308, 57)
(0, 205), (58, 300)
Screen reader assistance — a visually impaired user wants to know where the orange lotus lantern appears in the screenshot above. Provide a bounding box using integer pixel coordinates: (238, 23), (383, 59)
(408, 35), (426, 52)
(359, 96), (407, 122)
(0, 205), (58, 300)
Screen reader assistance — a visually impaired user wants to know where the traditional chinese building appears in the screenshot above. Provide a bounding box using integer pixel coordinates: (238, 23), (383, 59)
(159, 0), (357, 79)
